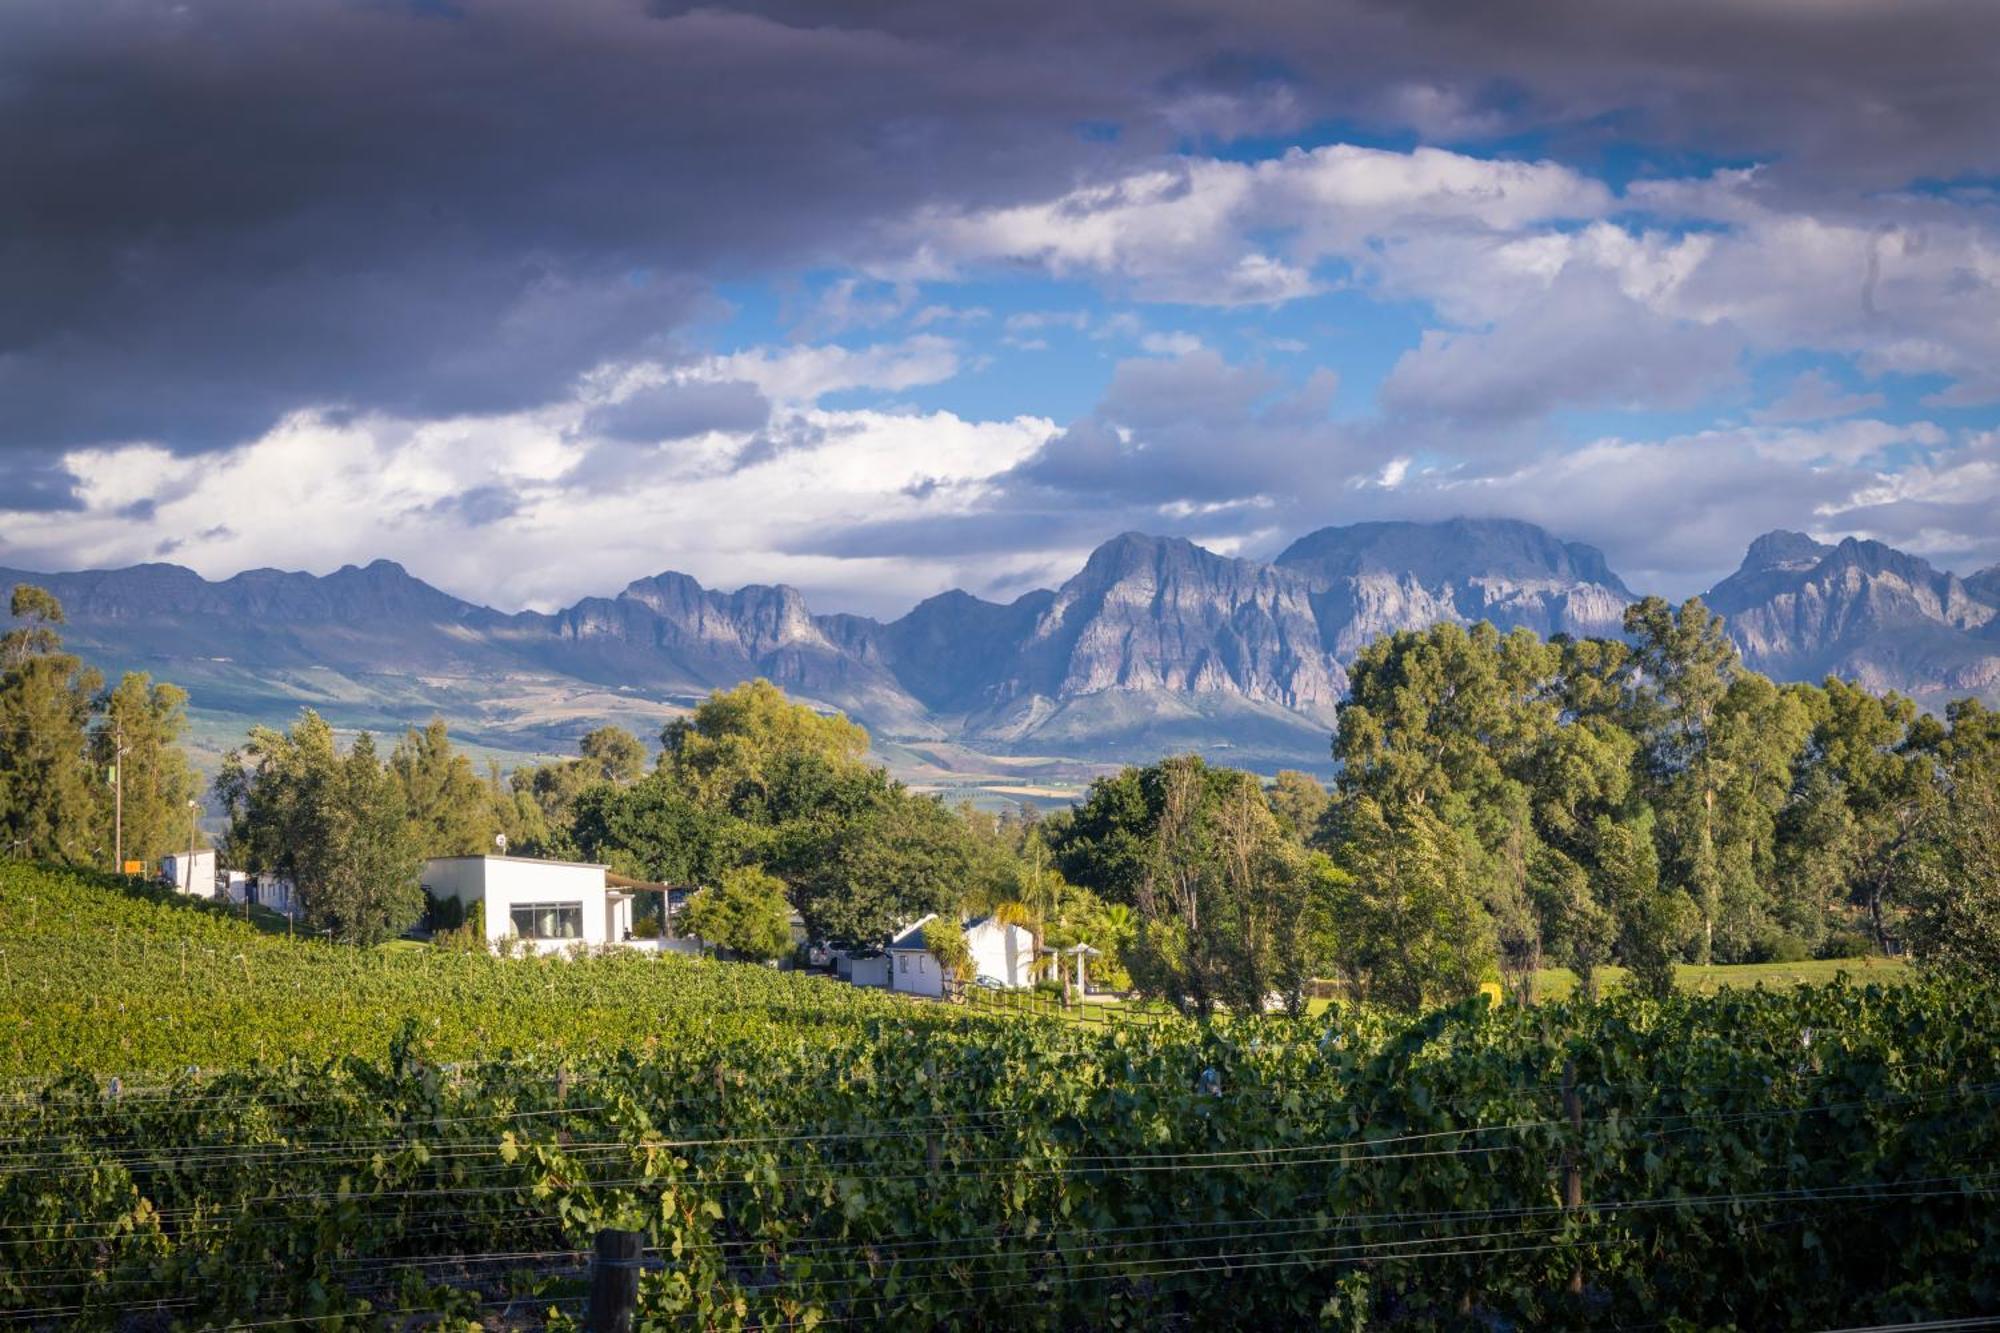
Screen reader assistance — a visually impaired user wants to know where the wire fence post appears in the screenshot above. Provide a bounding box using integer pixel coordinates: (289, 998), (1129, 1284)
(585, 1227), (644, 1333)
(1562, 1058), (1584, 1298)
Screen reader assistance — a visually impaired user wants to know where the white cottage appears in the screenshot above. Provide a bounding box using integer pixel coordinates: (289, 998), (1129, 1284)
(886, 914), (946, 998)
(421, 855), (631, 955)
(158, 849), (217, 899)
(964, 916), (1037, 988)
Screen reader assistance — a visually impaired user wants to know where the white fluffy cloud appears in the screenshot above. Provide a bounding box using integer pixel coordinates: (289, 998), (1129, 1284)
(1386, 417), (1983, 589)
(689, 335), (964, 404)
(898, 145), (1610, 305)
(899, 144), (2000, 421)
(1, 393), (1056, 618)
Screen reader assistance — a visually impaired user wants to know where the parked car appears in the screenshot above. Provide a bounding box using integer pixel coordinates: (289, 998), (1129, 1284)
(973, 974), (1007, 990)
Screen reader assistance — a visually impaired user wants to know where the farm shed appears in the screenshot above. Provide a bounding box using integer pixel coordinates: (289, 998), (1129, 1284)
(158, 849), (217, 899)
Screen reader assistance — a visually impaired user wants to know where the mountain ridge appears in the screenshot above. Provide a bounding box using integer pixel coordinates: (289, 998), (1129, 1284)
(7, 517), (1997, 768)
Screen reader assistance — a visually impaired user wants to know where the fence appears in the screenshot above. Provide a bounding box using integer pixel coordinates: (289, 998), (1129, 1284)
(942, 977), (1166, 1026)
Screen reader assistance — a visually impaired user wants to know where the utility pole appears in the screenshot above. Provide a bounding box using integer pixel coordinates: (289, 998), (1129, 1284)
(110, 715), (127, 876)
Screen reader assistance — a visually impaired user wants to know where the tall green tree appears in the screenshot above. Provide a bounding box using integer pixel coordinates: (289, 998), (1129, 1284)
(390, 719), (500, 857)
(0, 586), (101, 864)
(1328, 796), (1494, 1011)
(1901, 747), (2000, 981)
(579, 726), (648, 784)
(661, 679), (869, 815)
(1125, 756), (1342, 1018)
(90, 673), (202, 867)
(1621, 596), (1744, 963)
(216, 710), (422, 944)
(1776, 680), (1940, 951)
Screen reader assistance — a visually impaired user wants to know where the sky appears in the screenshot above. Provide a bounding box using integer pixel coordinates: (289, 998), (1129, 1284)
(3, 0), (1999, 619)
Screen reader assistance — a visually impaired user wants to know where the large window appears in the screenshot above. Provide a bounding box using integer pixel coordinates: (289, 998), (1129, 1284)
(511, 902), (584, 940)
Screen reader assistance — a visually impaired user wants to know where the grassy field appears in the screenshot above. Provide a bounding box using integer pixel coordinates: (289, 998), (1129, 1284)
(1531, 955), (1908, 998)
(1295, 955), (1909, 1015)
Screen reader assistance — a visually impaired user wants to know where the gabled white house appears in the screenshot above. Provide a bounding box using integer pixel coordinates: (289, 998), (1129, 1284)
(965, 916), (1037, 988)
(421, 855), (631, 955)
(158, 849), (217, 899)
(886, 913), (945, 998)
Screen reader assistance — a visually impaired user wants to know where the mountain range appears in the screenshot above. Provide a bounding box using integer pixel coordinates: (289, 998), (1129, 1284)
(5, 518), (1997, 776)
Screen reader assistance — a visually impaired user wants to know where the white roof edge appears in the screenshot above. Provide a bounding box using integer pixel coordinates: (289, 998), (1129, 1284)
(422, 854), (610, 870)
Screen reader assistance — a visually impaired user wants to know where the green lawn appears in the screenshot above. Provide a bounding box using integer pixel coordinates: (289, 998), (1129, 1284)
(1530, 954), (1908, 999)
(1298, 955), (1908, 1014)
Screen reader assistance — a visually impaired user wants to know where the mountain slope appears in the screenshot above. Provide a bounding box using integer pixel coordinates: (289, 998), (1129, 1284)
(20, 517), (1991, 772)
(1703, 532), (2000, 702)
(0, 519), (1653, 767)
(949, 533), (1347, 761)
(1275, 517), (1634, 657)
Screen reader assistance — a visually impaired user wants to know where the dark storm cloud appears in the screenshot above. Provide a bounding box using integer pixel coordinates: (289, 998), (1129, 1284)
(6, 0), (2000, 467)
(0, 453), (86, 513)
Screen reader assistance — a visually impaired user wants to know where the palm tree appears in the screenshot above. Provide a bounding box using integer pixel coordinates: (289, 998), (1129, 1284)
(991, 899), (1047, 982)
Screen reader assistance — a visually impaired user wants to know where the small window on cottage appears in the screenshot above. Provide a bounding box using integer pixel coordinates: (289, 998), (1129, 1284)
(511, 902), (583, 940)
(898, 954), (909, 974)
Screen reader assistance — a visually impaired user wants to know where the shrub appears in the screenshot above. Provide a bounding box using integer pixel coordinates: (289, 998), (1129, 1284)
(1749, 928), (1813, 964)
(924, 919), (972, 982)
(1818, 928), (1875, 961)
(683, 867), (793, 961)
(425, 890), (466, 932)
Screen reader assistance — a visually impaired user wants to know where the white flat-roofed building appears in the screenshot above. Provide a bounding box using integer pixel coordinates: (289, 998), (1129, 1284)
(421, 855), (629, 954)
(159, 849), (217, 899)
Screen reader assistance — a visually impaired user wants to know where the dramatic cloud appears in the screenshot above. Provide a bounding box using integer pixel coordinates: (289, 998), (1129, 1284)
(3, 0), (1999, 603)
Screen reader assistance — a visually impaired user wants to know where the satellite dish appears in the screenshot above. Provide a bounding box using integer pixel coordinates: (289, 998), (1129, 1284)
(495, 832), (509, 854)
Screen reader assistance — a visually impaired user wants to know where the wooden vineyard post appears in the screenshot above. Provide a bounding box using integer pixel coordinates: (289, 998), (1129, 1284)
(585, 1228), (644, 1333)
(1562, 1059), (1584, 1298)
(924, 1057), (941, 1176)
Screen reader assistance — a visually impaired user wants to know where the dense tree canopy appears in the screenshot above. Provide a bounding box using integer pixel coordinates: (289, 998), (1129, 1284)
(91, 673), (202, 868)
(215, 711), (423, 945)
(0, 586), (102, 865)
(10, 575), (2000, 998)
(682, 865), (794, 962)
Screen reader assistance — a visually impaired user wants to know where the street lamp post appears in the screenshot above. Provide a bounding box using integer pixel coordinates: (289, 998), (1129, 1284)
(185, 798), (199, 894)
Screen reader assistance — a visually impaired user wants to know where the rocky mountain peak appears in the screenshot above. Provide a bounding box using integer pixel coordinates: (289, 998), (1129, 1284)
(1276, 516), (1635, 597)
(18, 517), (1993, 770)
(1738, 530), (1835, 576)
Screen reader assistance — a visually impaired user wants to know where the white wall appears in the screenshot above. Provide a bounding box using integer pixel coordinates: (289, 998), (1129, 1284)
(422, 856), (611, 955)
(253, 875), (299, 918)
(889, 947), (944, 999)
(967, 921), (1036, 988)
(159, 850), (217, 899)
(843, 954), (890, 988)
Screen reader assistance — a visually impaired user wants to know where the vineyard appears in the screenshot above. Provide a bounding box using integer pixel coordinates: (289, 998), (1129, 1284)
(3, 862), (1998, 1329)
